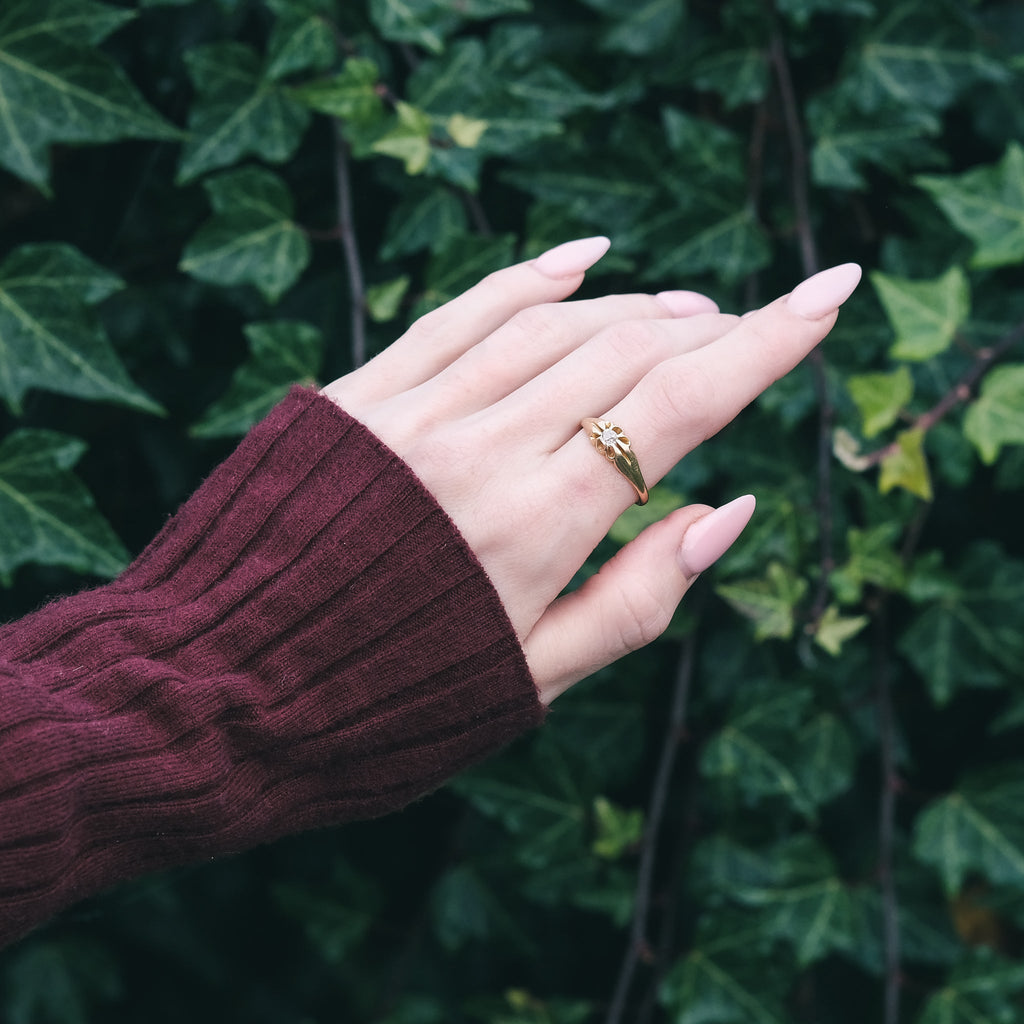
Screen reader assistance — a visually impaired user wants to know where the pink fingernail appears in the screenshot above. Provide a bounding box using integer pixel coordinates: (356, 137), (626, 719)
(678, 495), (756, 577)
(655, 290), (720, 317)
(533, 236), (611, 279)
(786, 263), (862, 319)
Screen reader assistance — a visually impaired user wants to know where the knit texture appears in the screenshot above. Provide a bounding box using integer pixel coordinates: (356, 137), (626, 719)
(0, 387), (543, 947)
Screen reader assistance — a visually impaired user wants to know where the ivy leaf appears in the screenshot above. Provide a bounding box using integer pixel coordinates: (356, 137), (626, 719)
(371, 101), (433, 174)
(963, 365), (1024, 465)
(913, 767), (1024, 894)
(659, 916), (789, 1024)
(365, 277), (410, 323)
(879, 427), (933, 501)
(694, 835), (857, 966)
(689, 47), (769, 109)
(590, 0), (685, 56)
(916, 144), (1024, 268)
(814, 605), (869, 656)
(379, 187), (468, 261)
(700, 685), (851, 819)
(716, 562), (809, 640)
(0, 0), (181, 189)
(177, 42), (311, 184)
(847, 365), (914, 439)
(831, 523), (909, 605)
(846, 3), (1008, 114)
(290, 57), (385, 124)
(179, 167), (311, 303)
(0, 244), (163, 415)
(191, 321), (323, 438)
(369, 0), (531, 55)
(264, 0), (337, 81)
(591, 797), (643, 860)
(872, 266), (970, 361)
(899, 543), (1024, 705)
(917, 952), (1024, 1024)
(0, 429), (128, 583)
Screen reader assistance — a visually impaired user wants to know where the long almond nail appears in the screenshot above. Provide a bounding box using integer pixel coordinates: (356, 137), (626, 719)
(533, 236), (611, 279)
(678, 495), (756, 577)
(655, 290), (720, 317)
(786, 263), (862, 319)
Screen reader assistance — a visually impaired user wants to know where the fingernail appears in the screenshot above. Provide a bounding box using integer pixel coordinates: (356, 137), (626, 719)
(678, 494), (756, 577)
(655, 290), (720, 317)
(533, 236), (611, 279)
(786, 263), (862, 319)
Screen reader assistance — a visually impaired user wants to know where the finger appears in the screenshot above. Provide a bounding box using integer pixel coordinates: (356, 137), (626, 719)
(324, 237), (611, 409)
(524, 495), (756, 704)
(413, 291), (721, 419)
(484, 311), (738, 445)
(549, 263), (862, 508)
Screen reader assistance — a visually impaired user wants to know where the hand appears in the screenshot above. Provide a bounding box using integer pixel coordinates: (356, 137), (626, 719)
(323, 238), (861, 704)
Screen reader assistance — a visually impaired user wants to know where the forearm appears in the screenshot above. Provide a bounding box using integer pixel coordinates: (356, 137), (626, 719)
(0, 387), (542, 947)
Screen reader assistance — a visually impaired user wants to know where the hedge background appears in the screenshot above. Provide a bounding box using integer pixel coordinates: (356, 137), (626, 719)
(2, 0), (1024, 1021)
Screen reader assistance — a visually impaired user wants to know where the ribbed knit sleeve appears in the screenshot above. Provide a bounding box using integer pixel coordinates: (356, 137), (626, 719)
(0, 387), (544, 948)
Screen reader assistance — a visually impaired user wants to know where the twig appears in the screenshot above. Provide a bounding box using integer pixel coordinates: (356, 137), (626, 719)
(874, 608), (901, 1024)
(604, 627), (698, 1024)
(768, 31), (835, 628)
(856, 320), (1024, 468)
(332, 122), (368, 368)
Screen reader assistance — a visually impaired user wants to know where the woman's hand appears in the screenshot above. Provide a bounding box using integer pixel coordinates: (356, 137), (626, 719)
(323, 238), (861, 705)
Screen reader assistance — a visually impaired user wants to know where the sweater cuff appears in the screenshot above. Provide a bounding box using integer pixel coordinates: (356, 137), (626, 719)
(0, 387), (543, 945)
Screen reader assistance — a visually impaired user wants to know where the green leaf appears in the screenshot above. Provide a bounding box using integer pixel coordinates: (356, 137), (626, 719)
(593, 0), (685, 56)
(846, 3), (1008, 114)
(190, 321), (323, 438)
(913, 766), (1024, 894)
(879, 427), (933, 500)
(0, 429), (128, 583)
(264, 0), (337, 81)
(370, 100), (433, 174)
(0, 0), (181, 189)
(716, 562), (808, 641)
(700, 685), (847, 819)
(688, 47), (769, 109)
(694, 835), (856, 966)
(414, 232), (516, 316)
(899, 542), (1024, 705)
(814, 605), (869, 656)
(591, 796), (643, 860)
(379, 188), (468, 261)
(179, 167), (311, 303)
(918, 952), (1024, 1024)
(847, 365), (914, 438)
(177, 42), (311, 184)
(916, 144), (1024, 268)
(608, 486), (688, 546)
(872, 266), (970, 361)
(659, 917), (789, 1024)
(831, 523), (909, 604)
(0, 244), (162, 415)
(963, 364), (1024, 465)
(369, 0), (531, 55)
(366, 277), (410, 323)
(290, 57), (384, 123)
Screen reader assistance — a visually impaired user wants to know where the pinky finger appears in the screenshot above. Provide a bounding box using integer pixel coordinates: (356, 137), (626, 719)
(524, 495), (756, 704)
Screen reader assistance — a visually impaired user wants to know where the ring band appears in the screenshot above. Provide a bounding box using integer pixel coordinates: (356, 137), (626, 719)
(581, 418), (649, 506)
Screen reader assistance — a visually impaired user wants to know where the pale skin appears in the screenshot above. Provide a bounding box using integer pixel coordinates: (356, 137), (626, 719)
(323, 239), (861, 705)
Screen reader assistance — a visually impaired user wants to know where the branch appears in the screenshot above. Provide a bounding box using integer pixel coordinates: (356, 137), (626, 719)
(332, 122), (368, 369)
(604, 627), (698, 1024)
(768, 31), (835, 627)
(874, 608), (901, 1024)
(856, 319), (1024, 468)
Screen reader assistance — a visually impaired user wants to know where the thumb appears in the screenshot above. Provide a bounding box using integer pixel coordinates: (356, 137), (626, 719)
(524, 495), (756, 704)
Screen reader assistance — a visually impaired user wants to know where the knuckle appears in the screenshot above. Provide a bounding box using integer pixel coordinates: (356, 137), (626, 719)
(505, 303), (566, 348)
(616, 578), (671, 652)
(594, 320), (671, 366)
(646, 360), (718, 433)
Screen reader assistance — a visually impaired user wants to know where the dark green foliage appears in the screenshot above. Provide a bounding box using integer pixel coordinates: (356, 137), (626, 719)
(2, 0), (1024, 1021)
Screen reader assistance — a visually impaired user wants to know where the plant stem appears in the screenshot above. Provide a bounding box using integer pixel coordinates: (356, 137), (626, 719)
(769, 31), (835, 626)
(604, 629), (697, 1024)
(333, 121), (368, 369)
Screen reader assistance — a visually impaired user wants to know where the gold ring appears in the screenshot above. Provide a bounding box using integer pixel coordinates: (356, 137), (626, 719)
(581, 418), (649, 506)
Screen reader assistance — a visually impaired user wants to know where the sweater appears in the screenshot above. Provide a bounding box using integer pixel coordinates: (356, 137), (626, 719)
(0, 387), (544, 948)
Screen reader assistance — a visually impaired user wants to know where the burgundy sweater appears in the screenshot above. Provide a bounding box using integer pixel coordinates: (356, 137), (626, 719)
(0, 388), (543, 948)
